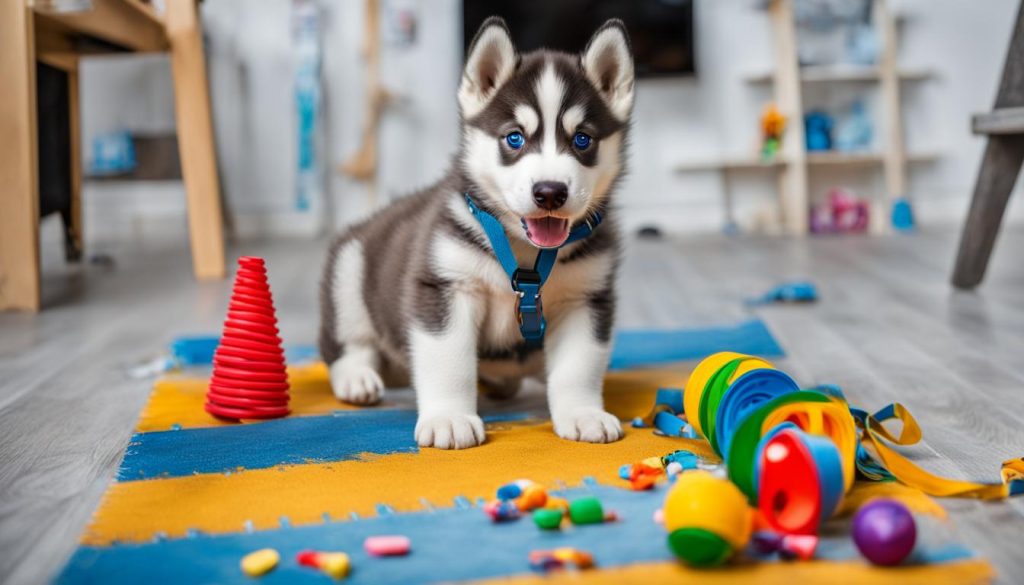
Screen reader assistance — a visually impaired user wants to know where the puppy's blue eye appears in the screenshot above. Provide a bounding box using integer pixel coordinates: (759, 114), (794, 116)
(573, 132), (593, 150)
(505, 132), (525, 149)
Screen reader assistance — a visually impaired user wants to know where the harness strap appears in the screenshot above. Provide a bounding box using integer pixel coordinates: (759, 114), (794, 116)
(464, 193), (602, 347)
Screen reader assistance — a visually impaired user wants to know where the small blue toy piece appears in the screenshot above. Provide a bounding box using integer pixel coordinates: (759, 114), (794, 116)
(170, 335), (221, 366)
(662, 450), (699, 470)
(484, 499), (520, 522)
(654, 411), (687, 437)
(655, 388), (684, 415)
(497, 483), (523, 501)
(891, 198), (915, 232)
(618, 464), (632, 480)
(746, 281), (818, 306)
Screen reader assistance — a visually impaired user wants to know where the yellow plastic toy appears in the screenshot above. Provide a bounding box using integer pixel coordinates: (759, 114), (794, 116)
(663, 471), (752, 566)
(240, 548), (279, 577)
(684, 352), (775, 438)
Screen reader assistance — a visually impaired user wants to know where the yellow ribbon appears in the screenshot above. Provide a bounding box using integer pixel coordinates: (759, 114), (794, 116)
(856, 403), (1020, 500)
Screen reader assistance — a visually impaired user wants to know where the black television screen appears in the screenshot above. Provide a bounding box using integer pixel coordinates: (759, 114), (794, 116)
(463, 0), (695, 77)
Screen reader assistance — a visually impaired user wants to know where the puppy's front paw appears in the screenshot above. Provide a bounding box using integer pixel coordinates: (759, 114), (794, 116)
(553, 408), (623, 443)
(415, 413), (485, 449)
(330, 360), (384, 405)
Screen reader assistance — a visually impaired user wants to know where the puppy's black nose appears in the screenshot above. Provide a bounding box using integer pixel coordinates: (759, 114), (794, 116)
(532, 181), (568, 210)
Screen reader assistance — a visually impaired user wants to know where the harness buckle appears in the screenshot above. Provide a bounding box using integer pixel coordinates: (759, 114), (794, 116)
(512, 269), (545, 345)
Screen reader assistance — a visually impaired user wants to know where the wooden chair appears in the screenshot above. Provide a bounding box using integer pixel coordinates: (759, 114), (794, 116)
(952, 1), (1024, 289)
(0, 0), (226, 311)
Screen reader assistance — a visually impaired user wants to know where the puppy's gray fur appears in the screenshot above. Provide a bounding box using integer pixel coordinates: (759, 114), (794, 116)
(320, 17), (634, 449)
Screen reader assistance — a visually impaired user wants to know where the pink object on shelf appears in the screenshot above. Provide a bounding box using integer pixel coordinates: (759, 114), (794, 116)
(810, 187), (869, 234)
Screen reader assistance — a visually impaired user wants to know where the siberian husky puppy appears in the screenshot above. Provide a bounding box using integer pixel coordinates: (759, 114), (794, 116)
(320, 17), (634, 449)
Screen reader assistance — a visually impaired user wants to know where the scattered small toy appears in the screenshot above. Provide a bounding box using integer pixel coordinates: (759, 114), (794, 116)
(852, 499), (916, 566)
(568, 496), (608, 525)
(485, 481), (550, 522)
(745, 281), (818, 306)
(483, 499), (520, 522)
(364, 535), (411, 557)
(516, 483), (548, 511)
(297, 550), (351, 579)
(633, 388), (685, 430)
(619, 449), (700, 491)
(779, 534), (818, 561)
(532, 508), (564, 530)
(496, 482), (522, 501)
(528, 548), (594, 573)
(240, 548), (279, 577)
(749, 530), (784, 556)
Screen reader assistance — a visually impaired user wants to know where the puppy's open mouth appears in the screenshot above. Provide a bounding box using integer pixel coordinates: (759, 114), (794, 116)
(523, 216), (570, 248)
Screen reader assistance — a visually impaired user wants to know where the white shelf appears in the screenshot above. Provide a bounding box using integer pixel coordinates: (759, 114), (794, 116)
(744, 65), (935, 84)
(675, 151), (939, 172)
(674, 157), (786, 172)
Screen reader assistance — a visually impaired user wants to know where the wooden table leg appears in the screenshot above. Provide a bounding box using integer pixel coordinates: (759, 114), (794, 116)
(0, 2), (41, 311)
(67, 62), (83, 262)
(952, 136), (1024, 289)
(166, 0), (226, 280)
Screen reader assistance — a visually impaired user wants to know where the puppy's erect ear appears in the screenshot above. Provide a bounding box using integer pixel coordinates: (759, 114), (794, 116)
(582, 19), (635, 121)
(459, 17), (517, 119)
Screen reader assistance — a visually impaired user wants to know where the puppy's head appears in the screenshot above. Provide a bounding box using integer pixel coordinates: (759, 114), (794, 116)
(459, 17), (634, 248)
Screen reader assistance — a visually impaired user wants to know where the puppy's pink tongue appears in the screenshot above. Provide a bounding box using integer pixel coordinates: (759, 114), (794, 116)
(524, 217), (570, 248)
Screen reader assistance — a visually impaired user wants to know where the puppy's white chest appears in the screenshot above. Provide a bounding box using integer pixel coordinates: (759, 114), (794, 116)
(478, 287), (522, 348)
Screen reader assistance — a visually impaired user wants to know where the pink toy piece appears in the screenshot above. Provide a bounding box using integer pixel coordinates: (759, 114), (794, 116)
(652, 508), (664, 525)
(364, 535), (411, 557)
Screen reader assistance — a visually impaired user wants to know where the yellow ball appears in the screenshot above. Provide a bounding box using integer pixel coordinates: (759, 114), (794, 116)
(663, 471), (752, 551)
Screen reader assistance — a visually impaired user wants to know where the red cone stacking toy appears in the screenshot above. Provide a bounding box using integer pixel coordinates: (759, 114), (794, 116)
(205, 256), (291, 420)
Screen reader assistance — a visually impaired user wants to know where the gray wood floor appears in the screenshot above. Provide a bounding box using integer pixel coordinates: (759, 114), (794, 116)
(2, 227), (1023, 584)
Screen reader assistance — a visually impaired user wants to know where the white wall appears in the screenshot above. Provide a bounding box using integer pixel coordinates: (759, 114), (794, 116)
(77, 0), (1024, 243)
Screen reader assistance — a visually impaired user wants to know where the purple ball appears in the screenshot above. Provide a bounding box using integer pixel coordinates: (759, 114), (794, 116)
(852, 499), (917, 566)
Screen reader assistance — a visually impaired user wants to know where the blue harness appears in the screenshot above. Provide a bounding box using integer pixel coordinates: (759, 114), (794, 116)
(464, 193), (603, 347)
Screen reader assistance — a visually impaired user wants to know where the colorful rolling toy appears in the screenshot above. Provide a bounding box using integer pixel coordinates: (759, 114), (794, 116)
(205, 256), (291, 420)
(756, 426), (844, 535)
(683, 352), (778, 447)
(663, 471), (752, 566)
(852, 499), (916, 566)
(726, 390), (831, 502)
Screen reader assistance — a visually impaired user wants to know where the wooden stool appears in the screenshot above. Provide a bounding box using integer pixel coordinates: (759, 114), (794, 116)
(952, 1), (1024, 289)
(0, 0), (226, 311)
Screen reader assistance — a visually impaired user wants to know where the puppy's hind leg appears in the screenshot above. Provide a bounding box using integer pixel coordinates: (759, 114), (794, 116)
(321, 239), (385, 405)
